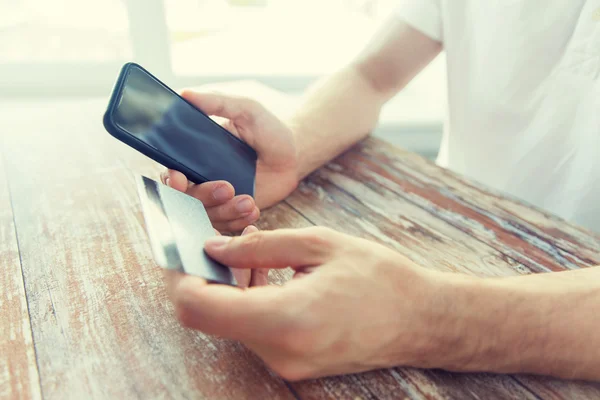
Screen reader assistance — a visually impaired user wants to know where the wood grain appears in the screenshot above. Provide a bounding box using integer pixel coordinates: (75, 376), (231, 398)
(0, 146), (42, 400)
(280, 139), (600, 399)
(0, 99), (296, 399)
(349, 139), (600, 271)
(278, 170), (543, 399)
(2, 94), (599, 399)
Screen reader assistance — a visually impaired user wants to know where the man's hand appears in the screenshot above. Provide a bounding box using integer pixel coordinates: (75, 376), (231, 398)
(161, 91), (299, 232)
(164, 227), (465, 380)
(165, 227), (600, 381)
(221, 225), (270, 288)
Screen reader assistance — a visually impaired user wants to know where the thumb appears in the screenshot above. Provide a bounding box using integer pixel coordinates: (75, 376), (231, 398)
(204, 227), (337, 270)
(181, 90), (261, 123)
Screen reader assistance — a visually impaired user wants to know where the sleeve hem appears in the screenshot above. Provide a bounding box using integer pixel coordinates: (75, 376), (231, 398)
(395, 0), (443, 43)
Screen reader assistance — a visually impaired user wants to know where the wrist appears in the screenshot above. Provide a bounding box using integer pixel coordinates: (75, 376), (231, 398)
(408, 271), (488, 371)
(428, 275), (549, 375)
(379, 258), (484, 371)
(285, 119), (309, 182)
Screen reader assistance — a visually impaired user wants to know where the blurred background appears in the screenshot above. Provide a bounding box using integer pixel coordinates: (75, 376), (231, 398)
(0, 0), (445, 159)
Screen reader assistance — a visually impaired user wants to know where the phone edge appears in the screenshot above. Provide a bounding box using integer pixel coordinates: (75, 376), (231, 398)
(102, 63), (212, 185)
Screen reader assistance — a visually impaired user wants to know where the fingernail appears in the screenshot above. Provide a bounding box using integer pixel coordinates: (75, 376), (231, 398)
(241, 226), (252, 235)
(205, 236), (232, 250)
(165, 177), (171, 187)
(245, 208), (259, 221)
(213, 186), (230, 201)
(236, 198), (254, 213)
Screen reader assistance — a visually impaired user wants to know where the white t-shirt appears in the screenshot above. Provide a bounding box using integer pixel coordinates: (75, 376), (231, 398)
(397, 0), (600, 232)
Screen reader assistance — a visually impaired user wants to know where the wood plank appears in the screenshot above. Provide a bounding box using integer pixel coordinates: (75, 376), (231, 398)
(5, 95), (598, 399)
(0, 146), (42, 399)
(97, 101), (600, 397)
(99, 112), (543, 398)
(292, 369), (542, 400)
(281, 172), (544, 398)
(348, 138), (600, 271)
(513, 376), (600, 400)
(282, 146), (600, 398)
(103, 121), (307, 287)
(0, 99), (296, 399)
(327, 140), (600, 397)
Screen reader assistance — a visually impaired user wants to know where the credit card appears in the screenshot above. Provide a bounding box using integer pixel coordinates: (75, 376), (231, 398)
(135, 174), (237, 286)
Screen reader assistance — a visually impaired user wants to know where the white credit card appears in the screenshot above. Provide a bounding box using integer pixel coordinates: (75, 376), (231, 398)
(135, 174), (237, 286)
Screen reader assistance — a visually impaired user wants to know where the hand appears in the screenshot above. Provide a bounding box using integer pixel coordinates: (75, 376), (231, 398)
(165, 227), (469, 380)
(223, 225), (270, 288)
(161, 91), (299, 232)
(165, 226), (268, 297)
(160, 171), (259, 233)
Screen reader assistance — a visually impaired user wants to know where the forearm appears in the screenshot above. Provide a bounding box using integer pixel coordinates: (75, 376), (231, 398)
(287, 20), (441, 180)
(288, 65), (389, 180)
(442, 267), (600, 380)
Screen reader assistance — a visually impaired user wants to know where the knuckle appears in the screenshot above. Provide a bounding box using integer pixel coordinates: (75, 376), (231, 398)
(301, 226), (337, 252)
(239, 230), (267, 252)
(206, 207), (224, 222)
(307, 226), (336, 239)
(240, 96), (262, 111)
(211, 92), (227, 115)
(238, 97), (263, 123)
(190, 187), (212, 202)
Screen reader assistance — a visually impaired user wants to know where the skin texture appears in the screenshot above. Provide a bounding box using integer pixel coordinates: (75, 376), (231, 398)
(226, 225), (269, 288)
(162, 19), (441, 232)
(160, 91), (298, 232)
(166, 227), (600, 381)
(160, 17), (600, 381)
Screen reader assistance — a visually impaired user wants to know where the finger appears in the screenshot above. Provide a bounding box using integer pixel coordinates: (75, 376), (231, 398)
(163, 269), (206, 302)
(231, 225), (258, 288)
(242, 225), (259, 235)
(241, 224), (270, 286)
(204, 227), (337, 270)
(231, 268), (251, 289)
(212, 208), (260, 233)
(162, 169), (188, 192)
(250, 268), (270, 287)
(239, 231), (273, 287)
(181, 90), (261, 123)
(172, 275), (286, 340)
(186, 180), (235, 207)
(206, 195), (256, 222)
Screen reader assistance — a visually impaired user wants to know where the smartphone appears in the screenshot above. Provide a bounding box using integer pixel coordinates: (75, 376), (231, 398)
(103, 63), (257, 196)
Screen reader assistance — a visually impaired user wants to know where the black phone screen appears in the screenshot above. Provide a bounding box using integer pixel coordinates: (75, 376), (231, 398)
(110, 65), (257, 196)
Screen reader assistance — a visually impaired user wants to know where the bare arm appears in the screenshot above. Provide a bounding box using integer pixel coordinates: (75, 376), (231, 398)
(161, 18), (441, 227)
(170, 226), (600, 381)
(288, 18), (442, 179)
(446, 267), (600, 380)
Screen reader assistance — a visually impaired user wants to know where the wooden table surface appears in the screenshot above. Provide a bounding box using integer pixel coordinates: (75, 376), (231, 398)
(2, 94), (600, 400)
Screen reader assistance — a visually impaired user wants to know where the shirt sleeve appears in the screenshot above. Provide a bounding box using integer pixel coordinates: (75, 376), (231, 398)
(395, 0), (443, 43)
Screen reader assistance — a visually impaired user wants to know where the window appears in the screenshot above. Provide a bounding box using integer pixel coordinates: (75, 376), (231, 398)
(161, 0), (445, 159)
(0, 0), (131, 94)
(0, 0), (415, 93)
(164, 0), (395, 87)
(1, 0), (444, 157)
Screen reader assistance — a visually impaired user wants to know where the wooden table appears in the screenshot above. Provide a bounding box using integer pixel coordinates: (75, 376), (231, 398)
(2, 95), (600, 400)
